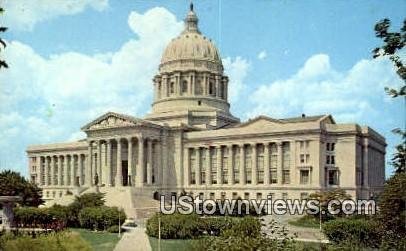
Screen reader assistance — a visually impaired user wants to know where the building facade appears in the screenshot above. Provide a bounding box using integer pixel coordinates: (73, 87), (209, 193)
(27, 5), (386, 213)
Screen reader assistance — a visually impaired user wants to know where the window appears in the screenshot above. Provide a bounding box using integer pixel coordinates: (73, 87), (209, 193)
(300, 154), (305, 164)
(190, 149), (196, 184)
(331, 156), (335, 165)
(182, 80), (188, 94)
(256, 193), (262, 200)
(170, 82), (175, 94)
(199, 192), (204, 199)
(221, 192), (226, 200)
(282, 193), (288, 201)
(300, 170), (310, 184)
(326, 155), (330, 165)
(245, 146), (252, 184)
(210, 192), (215, 200)
(209, 81), (216, 96)
(233, 146), (240, 184)
(211, 148), (217, 184)
(282, 170), (290, 184)
(201, 149), (206, 184)
(300, 193), (309, 200)
(331, 143), (335, 151)
(270, 169), (277, 184)
(198, 100), (202, 106)
(282, 142), (290, 168)
(244, 192), (250, 200)
(328, 170), (339, 185)
(222, 147), (228, 184)
(232, 192), (238, 199)
(257, 145), (264, 184)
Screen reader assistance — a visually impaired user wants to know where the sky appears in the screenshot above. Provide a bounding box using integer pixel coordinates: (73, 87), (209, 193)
(0, 0), (404, 178)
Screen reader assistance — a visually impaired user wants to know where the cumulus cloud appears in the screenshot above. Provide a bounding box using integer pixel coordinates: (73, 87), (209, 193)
(0, 7), (183, 174)
(248, 54), (402, 125)
(2, 0), (109, 31)
(257, 50), (267, 60)
(223, 57), (250, 103)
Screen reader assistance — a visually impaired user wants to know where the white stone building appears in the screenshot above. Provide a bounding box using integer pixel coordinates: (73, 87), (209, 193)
(27, 4), (386, 217)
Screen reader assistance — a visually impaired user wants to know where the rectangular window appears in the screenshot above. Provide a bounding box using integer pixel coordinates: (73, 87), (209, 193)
(201, 149), (206, 184)
(300, 193), (308, 200)
(232, 192), (238, 199)
(234, 147), (240, 184)
(326, 143), (330, 151)
(210, 192), (215, 200)
(282, 170), (290, 184)
(222, 147), (228, 184)
(300, 154), (305, 164)
(282, 193), (288, 201)
(221, 192), (226, 200)
(257, 147), (264, 184)
(190, 149), (196, 184)
(256, 193), (262, 200)
(331, 155), (335, 165)
(270, 169), (277, 184)
(244, 192), (250, 200)
(331, 143), (335, 151)
(300, 170), (310, 184)
(282, 142), (290, 168)
(328, 170), (339, 185)
(326, 155), (330, 165)
(245, 146), (252, 184)
(211, 148), (217, 184)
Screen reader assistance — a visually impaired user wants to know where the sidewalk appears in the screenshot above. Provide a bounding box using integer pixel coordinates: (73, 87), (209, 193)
(114, 227), (151, 251)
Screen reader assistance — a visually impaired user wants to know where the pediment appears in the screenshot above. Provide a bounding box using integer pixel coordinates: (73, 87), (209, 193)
(236, 116), (283, 129)
(81, 112), (141, 131)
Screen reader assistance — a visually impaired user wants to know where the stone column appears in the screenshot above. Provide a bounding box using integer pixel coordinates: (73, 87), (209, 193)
(127, 137), (133, 186)
(70, 155), (75, 186)
(264, 143), (270, 185)
(185, 148), (190, 186)
(196, 147), (201, 185)
(252, 143), (258, 185)
(106, 140), (112, 186)
(277, 142), (283, 185)
(223, 79), (228, 100)
(64, 155), (68, 186)
(86, 142), (93, 186)
(138, 136), (145, 186)
(147, 139), (153, 185)
(50, 156), (55, 186)
(97, 140), (102, 185)
(58, 156), (63, 185)
(228, 145), (234, 185)
(215, 75), (221, 98)
(78, 155), (83, 186)
(116, 139), (123, 187)
(38, 156), (43, 186)
(216, 146), (222, 184)
(206, 147), (211, 185)
(239, 144), (246, 184)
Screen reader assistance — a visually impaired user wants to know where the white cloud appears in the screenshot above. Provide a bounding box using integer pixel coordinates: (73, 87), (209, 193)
(223, 57), (250, 103)
(2, 0), (109, 31)
(0, 7), (183, 174)
(248, 54), (402, 125)
(257, 50), (267, 60)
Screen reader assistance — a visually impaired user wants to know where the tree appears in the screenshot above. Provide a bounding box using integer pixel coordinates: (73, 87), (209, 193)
(373, 18), (406, 174)
(67, 193), (105, 226)
(377, 172), (406, 249)
(0, 6), (8, 69)
(0, 170), (44, 207)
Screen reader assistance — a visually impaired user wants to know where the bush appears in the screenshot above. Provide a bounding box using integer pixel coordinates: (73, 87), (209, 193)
(78, 206), (126, 231)
(146, 213), (203, 239)
(14, 207), (66, 229)
(200, 216), (235, 236)
(322, 218), (381, 248)
(1, 231), (92, 251)
(106, 225), (121, 233)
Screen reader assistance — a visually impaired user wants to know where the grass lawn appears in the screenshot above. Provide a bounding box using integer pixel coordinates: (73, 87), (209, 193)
(70, 228), (122, 251)
(149, 237), (199, 251)
(288, 215), (321, 229)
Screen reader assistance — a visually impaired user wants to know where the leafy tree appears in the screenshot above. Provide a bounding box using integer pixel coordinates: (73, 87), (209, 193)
(308, 188), (351, 221)
(0, 170), (44, 207)
(373, 18), (406, 174)
(67, 192), (105, 226)
(0, 6), (7, 69)
(377, 172), (406, 249)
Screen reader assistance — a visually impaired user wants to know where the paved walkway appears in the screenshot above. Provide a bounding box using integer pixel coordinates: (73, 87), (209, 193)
(114, 227), (151, 251)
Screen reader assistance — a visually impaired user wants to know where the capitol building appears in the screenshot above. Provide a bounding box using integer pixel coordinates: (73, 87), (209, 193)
(27, 4), (386, 217)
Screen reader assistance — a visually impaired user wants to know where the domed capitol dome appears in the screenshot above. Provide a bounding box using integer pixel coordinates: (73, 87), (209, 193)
(147, 3), (239, 128)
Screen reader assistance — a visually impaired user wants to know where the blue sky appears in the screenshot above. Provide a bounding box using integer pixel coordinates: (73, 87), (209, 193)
(0, 0), (404, 177)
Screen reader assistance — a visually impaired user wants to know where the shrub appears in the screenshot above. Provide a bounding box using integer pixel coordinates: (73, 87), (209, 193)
(322, 218), (381, 248)
(200, 216), (235, 236)
(78, 206), (126, 231)
(146, 213), (202, 239)
(106, 225), (121, 233)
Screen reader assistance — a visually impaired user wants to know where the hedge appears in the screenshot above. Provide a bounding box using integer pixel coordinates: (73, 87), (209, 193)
(78, 206), (126, 231)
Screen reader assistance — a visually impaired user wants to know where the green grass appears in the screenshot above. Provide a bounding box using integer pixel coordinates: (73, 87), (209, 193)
(149, 237), (199, 251)
(70, 228), (122, 251)
(288, 215), (321, 229)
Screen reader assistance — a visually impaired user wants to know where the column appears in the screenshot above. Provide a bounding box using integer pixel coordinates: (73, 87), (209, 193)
(38, 156), (43, 186)
(86, 142), (93, 186)
(57, 156), (63, 185)
(185, 148), (190, 186)
(64, 155), (68, 186)
(228, 145), (234, 185)
(215, 75), (220, 98)
(277, 142), (283, 185)
(138, 136), (145, 186)
(196, 147), (201, 185)
(78, 155), (83, 186)
(363, 138), (369, 188)
(97, 140), (102, 185)
(264, 143), (270, 185)
(290, 140), (296, 185)
(116, 138), (123, 187)
(106, 140), (112, 186)
(147, 139), (153, 185)
(223, 79), (228, 100)
(252, 143), (258, 185)
(216, 146), (222, 185)
(239, 144), (246, 184)
(127, 137), (133, 186)
(70, 155), (76, 186)
(50, 156), (55, 186)
(206, 147), (211, 185)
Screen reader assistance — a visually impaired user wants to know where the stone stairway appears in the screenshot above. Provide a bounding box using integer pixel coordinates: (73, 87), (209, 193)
(130, 187), (160, 219)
